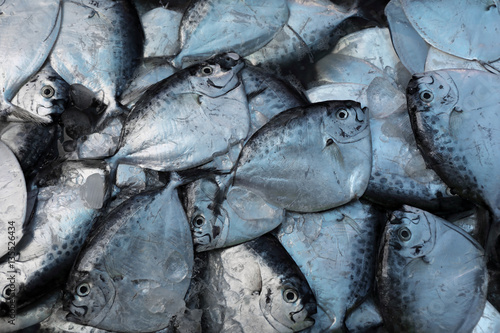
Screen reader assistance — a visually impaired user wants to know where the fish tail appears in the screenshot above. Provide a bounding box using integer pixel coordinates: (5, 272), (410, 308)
(2, 102), (53, 124)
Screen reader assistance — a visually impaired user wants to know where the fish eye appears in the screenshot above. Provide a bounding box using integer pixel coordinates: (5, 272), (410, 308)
(446, 187), (457, 196)
(41, 85), (55, 98)
(201, 66), (213, 76)
(398, 227), (412, 242)
(336, 109), (349, 120)
(2, 285), (13, 299)
(193, 215), (205, 227)
(283, 288), (299, 303)
(76, 283), (91, 297)
(419, 90), (434, 103)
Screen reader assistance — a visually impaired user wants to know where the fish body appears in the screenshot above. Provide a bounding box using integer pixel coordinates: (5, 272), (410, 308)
(0, 141), (26, 258)
(108, 53), (249, 173)
(196, 234), (316, 333)
(50, 0), (143, 122)
(0, 0), (62, 123)
(173, 0), (289, 68)
(234, 101), (371, 212)
(377, 205), (488, 332)
(0, 161), (109, 312)
(142, 7), (183, 58)
(65, 174), (193, 332)
(184, 175), (285, 252)
(274, 200), (382, 332)
(406, 69), (500, 253)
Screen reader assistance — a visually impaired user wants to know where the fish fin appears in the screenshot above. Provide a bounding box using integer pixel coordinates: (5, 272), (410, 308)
(3, 102), (52, 124)
(478, 60), (500, 75)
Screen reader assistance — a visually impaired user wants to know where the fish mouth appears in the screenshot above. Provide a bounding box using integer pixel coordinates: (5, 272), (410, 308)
(65, 302), (88, 323)
(289, 304), (316, 330)
(193, 233), (212, 246)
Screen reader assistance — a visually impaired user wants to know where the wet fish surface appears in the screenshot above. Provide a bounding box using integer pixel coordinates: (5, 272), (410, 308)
(108, 53), (249, 173)
(234, 101), (371, 212)
(193, 234), (317, 333)
(274, 200), (382, 332)
(65, 174), (193, 332)
(0, 161), (109, 312)
(377, 205), (488, 333)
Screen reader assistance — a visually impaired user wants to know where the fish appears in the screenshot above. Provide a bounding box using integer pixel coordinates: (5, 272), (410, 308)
(49, 0), (144, 125)
(0, 160), (109, 313)
(0, 290), (59, 332)
(194, 234), (316, 332)
(406, 69), (500, 256)
(0, 0), (62, 123)
(12, 61), (70, 119)
(172, 0), (289, 68)
(141, 7), (183, 58)
(184, 175), (285, 252)
(106, 52), (250, 173)
(385, 0), (429, 74)
(376, 205), (488, 333)
(274, 200), (383, 332)
(365, 104), (471, 213)
(64, 173), (193, 332)
(306, 83), (368, 109)
(0, 141), (27, 259)
(399, 0), (500, 63)
(344, 296), (383, 333)
(240, 65), (307, 138)
(233, 101), (372, 212)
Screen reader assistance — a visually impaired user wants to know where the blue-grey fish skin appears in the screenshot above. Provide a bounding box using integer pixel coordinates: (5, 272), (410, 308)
(406, 69), (500, 256)
(240, 66), (307, 138)
(274, 200), (383, 333)
(377, 205), (488, 333)
(0, 0), (62, 123)
(184, 175), (285, 252)
(50, 0), (144, 122)
(234, 100), (372, 213)
(195, 234), (316, 333)
(64, 174), (193, 332)
(0, 160), (109, 312)
(108, 53), (249, 173)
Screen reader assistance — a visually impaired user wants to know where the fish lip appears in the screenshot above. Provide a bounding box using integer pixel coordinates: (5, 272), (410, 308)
(193, 233), (211, 245)
(66, 302), (88, 320)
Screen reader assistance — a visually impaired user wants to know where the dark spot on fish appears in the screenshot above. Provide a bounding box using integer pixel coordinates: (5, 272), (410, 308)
(439, 85), (444, 89)
(57, 251), (62, 255)
(212, 225), (221, 238)
(52, 245), (59, 250)
(380, 178), (387, 184)
(65, 251), (71, 256)
(265, 288), (272, 304)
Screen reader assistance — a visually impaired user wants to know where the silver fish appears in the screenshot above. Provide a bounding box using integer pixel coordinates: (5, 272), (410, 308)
(0, 0), (62, 123)
(400, 0), (500, 63)
(0, 141), (26, 259)
(377, 205), (488, 333)
(50, 0), (143, 124)
(64, 174), (193, 332)
(0, 161), (109, 312)
(274, 200), (382, 333)
(406, 69), (500, 254)
(107, 52), (249, 173)
(12, 61), (70, 119)
(234, 101), (371, 212)
(172, 0), (289, 68)
(385, 0), (429, 74)
(195, 234), (316, 332)
(184, 175), (285, 252)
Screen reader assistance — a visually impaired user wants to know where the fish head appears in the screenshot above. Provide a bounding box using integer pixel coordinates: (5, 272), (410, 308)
(64, 269), (116, 327)
(259, 273), (317, 332)
(321, 101), (370, 145)
(406, 71), (459, 121)
(385, 205), (436, 260)
(188, 52), (245, 97)
(13, 64), (70, 118)
(185, 178), (228, 252)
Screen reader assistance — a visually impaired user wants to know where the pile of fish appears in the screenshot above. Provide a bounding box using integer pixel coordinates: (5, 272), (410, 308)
(1, 0), (499, 332)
